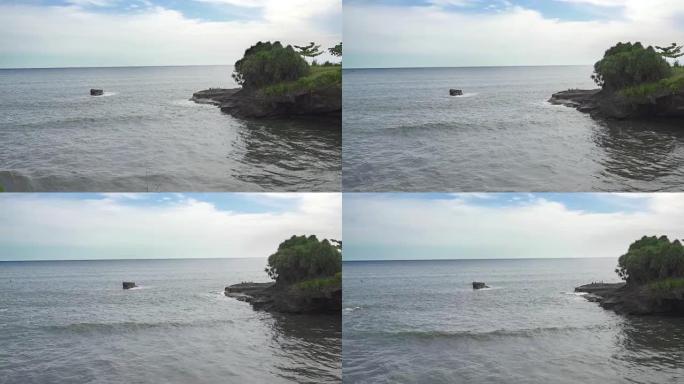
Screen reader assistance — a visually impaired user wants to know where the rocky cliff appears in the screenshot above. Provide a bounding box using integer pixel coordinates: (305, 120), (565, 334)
(549, 88), (684, 120)
(225, 281), (341, 314)
(575, 282), (684, 315)
(191, 86), (341, 119)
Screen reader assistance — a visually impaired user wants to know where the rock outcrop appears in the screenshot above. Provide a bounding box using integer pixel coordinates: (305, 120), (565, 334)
(473, 281), (489, 289)
(450, 89), (463, 96)
(549, 88), (684, 119)
(122, 281), (136, 289)
(225, 281), (341, 314)
(90, 89), (103, 96)
(191, 86), (341, 119)
(575, 282), (684, 315)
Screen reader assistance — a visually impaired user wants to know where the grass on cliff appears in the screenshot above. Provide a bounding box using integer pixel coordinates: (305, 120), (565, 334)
(649, 277), (684, 293)
(620, 67), (684, 98)
(261, 66), (341, 96)
(293, 272), (341, 293)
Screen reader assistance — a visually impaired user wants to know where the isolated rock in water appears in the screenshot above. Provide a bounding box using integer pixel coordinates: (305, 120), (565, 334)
(450, 89), (463, 96)
(122, 281), (137, 289)
(473, 281), (489, 289)
(90, 89), (104, 96)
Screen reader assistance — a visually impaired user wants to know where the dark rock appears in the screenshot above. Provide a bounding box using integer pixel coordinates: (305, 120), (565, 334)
(473, 281), (489, 289)
(575, 282), (684, 315)
(549, 88), (684, 120)
(191, 86), (341, 119)
(225, 281), (341, 314)
(450, 89), (463, 96)
(122, 281), (136, 289)
(90, 89), (104, 96)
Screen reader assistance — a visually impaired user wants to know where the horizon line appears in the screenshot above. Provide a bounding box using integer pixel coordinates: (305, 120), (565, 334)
(0, 256), (268, 262)
(343, 256), (615, 262)
(0, 63), (235, 70)
(343, 64), (593, 70)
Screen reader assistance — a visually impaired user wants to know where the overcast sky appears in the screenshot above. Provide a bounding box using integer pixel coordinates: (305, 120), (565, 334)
(0, 0), (341, 68)
(0, 193), (341, 261)
(344, 193), (684, 261)
(344, 0), (684, 68)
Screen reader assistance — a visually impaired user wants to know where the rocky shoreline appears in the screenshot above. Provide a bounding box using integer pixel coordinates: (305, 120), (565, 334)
(575, 282), (684, 315)
(549, 88), (684, 120)
(191, 86), (341, 119)
(225, 281), (341, 314)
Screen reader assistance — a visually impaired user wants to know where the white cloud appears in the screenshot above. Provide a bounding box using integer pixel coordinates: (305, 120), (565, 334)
(344, 1), (684, 67)
(343, 194), (684, 260)
(0, 1), (341, 67)
(0, 193), (341, 260)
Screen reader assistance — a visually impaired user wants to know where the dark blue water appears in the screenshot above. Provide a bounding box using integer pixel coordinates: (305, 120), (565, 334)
(0, 258), (341, 383)
(343, 258), (684, 383)
(343, 66), (684, 192)
(0, 66), (340, 192)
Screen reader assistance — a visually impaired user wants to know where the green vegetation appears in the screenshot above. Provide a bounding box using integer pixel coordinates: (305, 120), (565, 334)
(592, 42), (672, 92)
(620, 66), (684, 98)
(265, 235), (342, 285)
(232, 41), (309, 90)
(294, 272), (342, 293)
(231, 41), (342, 96)
(649, 277), (684, 293)
(591, 41), (684, 99)
(616, 235), (684, 284)
(262, 65), (341, 96)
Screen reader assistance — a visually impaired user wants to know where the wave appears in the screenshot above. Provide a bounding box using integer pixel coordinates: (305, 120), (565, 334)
(449, 92), (478, 98)
(43, 319), (235, 334)
(344, 306), (362, 312)
(357, 324), (611, 342)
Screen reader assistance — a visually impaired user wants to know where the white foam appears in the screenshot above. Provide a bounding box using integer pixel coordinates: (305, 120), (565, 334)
(344, 306), (362, 312)
(450, 93), (478, 98)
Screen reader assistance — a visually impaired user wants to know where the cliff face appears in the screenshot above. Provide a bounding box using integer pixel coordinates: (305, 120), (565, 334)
(225, 281), (341, 314)
(575, 282), (684, 315)
(549, 89), (684, 120)
(191, 86), (341, 119)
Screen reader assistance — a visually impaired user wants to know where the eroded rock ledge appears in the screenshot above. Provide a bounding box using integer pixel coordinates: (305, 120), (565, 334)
(225, 281), (341, 314)
(575, 282), (684, 315)
(549, 88), (684, 120)
(191, 87), (341, 119)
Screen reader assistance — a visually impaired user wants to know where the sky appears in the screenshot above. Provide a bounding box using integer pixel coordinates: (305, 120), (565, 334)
(0, 193), (341, 261)
(0, 0), (341, 68)
(343, 193), (684, 261)
(344, 0), (684, 68)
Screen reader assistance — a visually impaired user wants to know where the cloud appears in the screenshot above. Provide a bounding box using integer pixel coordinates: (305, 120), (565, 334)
(0, 1), (341, 67)
(343, 193), (684, 260)
(0, 193), (341, 260)
(344, 1), (684, 67)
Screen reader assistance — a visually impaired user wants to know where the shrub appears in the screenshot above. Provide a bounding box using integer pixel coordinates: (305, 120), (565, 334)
(265, 235), (341, 284)
(592, 42), (672, 92)
(232, 41), (309, 90)
(616, 235), (684, 284)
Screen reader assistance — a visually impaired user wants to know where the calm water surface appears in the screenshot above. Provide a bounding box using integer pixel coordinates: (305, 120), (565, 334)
(343, 258), (684, 383)
(0, 258), (341, 383)
(343, 66), (684, 191)
(0, 66), (340, 192)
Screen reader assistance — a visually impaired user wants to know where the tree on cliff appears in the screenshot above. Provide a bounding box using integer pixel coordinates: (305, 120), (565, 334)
(592, 42), (672, 91)
(232, 41), (309, 90)
(328, 43), (342, 57)
(294, 42), (323, 59)
(265, 235), (341, 284)
(656, 43), (684, 60)
(616, 235), (684, 284)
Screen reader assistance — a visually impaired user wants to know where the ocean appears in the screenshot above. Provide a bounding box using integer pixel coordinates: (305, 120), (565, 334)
(0, 258), (341, 384)
(0, 66), (340, 192)
(342, 66), (684, 192)
(343, 258), (684, 383)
